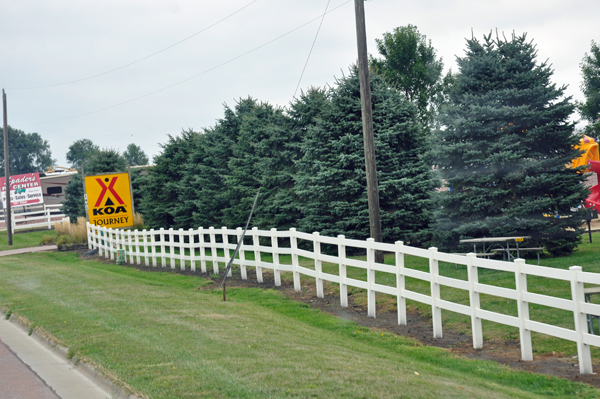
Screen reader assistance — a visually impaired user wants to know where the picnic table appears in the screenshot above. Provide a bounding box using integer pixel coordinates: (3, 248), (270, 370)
(458, 236), (542, 264)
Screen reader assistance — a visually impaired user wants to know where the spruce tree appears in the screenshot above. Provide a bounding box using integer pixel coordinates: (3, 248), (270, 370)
(579, 40), (600, 139)
(294, 67), (437, 245)
(140, 131), (199, 228)
(167, 98), (305, 231)
(223, 99), (300, 230)
(433, 33), (589, 256)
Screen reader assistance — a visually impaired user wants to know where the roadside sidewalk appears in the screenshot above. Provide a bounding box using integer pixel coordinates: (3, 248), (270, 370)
(0, 245), (58, 257)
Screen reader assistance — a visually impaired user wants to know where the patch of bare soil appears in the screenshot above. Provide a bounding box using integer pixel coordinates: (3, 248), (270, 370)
(79, 249), (600, 389)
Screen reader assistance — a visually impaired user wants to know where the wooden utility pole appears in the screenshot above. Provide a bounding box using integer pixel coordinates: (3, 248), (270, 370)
(2, 89), (12, 245)
(354, 0), (382, 262)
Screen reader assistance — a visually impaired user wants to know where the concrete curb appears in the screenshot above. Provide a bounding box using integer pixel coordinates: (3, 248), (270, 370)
(0, 310), (142, 399)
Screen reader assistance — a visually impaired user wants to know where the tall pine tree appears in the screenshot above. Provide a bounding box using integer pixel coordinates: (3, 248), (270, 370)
(579, 40), (600, 140)
(294, 67), (437, 245)
(140, 131), (200, 228)
(433, 33), (589, 256)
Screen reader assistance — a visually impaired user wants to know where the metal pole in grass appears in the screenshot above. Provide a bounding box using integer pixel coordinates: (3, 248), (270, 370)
(221, 189), (260, 301)
(3, 89), (12, 245)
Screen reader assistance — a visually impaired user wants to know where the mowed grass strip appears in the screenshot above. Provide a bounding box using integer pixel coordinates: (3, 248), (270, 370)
(0, 252), (597, 398)
(0, 229), (55, 251)
(100, 230), (600, 357)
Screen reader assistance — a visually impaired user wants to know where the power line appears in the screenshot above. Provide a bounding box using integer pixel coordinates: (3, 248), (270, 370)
(7, 0), (260, 90)
(19, 1), (351, 127)
(293, 0), (331, 98)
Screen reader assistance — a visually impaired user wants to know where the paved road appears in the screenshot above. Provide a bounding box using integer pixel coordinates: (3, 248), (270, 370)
(0, 338), (59, 399)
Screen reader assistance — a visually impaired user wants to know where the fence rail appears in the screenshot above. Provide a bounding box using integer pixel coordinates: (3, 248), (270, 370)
(87, 223), (600, 375)
(0, 204), (64, 231)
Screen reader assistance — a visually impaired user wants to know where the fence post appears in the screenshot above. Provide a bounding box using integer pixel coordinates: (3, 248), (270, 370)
(338, 235), (348, 308)
(290, 228), (301, 291)
(124, 229), (131, 263)
(150, 229), (156, 267)
(179, 228), (185, 271)
(252, 227), (263, 283)
(122, 229), (126, 260)
(221, 227), (232, 277)
(367, 238), (376, 318)
(134, 229), (140, 265)
(159, 228), (166, 267)
(467, 253), (483, 349)
(209, 227), (218, 274)
(105, 226), (111, 258)
(143, 229), (149, 266)
(237, 227), (247, 280)
(100, 226), (106, 258)
(395, 241), (406, 325)
(189, 228), (196, 272)
(271, 228), (281, 286)
(313, 232), (324, 298)
(168, 228), (175, 269)
(97, 225), (103, 256)
(429, 247), (442, 338)
(86, 222), (92, 250)
(46, 205), (52, 229)
(97, 225), (102, 252)
(199, 227), (207, 273)
(514, 258), (532, 361)
(570, 266), (593, 374)
(108, 227), (115, 260)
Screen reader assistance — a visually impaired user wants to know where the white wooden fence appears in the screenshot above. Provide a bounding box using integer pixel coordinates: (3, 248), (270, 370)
(0, 204), (65, 231)
(87, 223), (600, 375)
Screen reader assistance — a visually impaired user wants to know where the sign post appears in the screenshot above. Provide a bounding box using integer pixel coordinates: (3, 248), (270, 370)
(84, 172), (134, 228)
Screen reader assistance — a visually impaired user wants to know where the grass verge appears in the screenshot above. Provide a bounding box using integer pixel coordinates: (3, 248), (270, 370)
(0, 229), (56, 251)
(0, 251), (598, 398)
(124, 231), (600, 357)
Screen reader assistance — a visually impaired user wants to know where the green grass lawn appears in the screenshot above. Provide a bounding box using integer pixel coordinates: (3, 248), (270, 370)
(0, 229), (55, 251)
(135, 231), (600, 358)
(0, 251), (597, 398)
(213, 232), (600, 358)
(96, 229), (600, 358)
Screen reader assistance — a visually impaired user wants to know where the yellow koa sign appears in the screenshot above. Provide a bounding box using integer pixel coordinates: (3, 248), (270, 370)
(85, 172), (134, 228)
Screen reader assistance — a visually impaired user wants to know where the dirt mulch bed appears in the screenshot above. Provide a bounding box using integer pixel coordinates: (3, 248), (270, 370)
(78, 248), (600, 389)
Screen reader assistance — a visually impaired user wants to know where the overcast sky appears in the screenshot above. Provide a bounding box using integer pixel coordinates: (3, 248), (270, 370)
(2, 0), (599, 167)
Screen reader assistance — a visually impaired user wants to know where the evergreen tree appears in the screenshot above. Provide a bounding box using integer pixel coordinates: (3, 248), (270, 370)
(141, 130), (200, 229)
(433, 33), (589, 256)
(579, 40), (600, 139)
(173, 98), (304, 231)
(223, 99), (300, 230)
(168, 105), (245, 230)
(61, 173), (86, 223)
(294, 67), (437, 245)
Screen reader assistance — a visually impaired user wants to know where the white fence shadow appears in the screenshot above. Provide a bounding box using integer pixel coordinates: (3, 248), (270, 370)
(87, 223), (600, 375)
